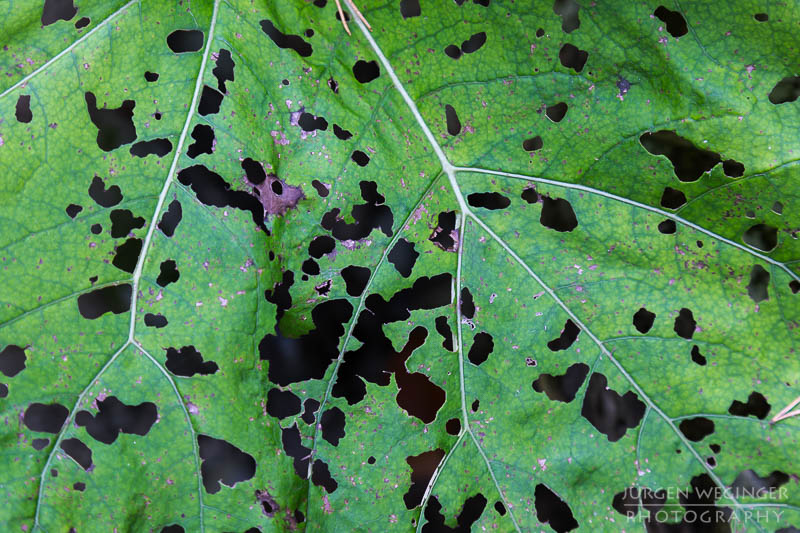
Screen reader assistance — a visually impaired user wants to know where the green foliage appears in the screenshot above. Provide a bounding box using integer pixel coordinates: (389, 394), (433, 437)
(1, 0), (799, 532)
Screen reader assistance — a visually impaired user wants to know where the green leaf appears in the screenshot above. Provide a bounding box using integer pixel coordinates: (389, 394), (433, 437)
(1, 1), (799, 532)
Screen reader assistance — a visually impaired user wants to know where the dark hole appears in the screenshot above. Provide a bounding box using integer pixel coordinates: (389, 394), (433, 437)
(430, 210), (457, 251)
(61, 438), (93, 470)
(731, 469), (789, 493)
(312, 179), (330, 197)
(521, 186), (539, 203)
(298, 112), (328, 132)
(534, 483), (579, 532)
(177, 163), (268, 227)
(351, 150), (370, 166)
(271, 180), (283, 195)
(494, 501), (506, 516)
(678, 417), (714, 441)
(658, 219), (676, 234)
(546, 319), (580, 351)
(212, 48), (235, 93)
(558, 44), (587, 72)
(423, 494), (488, 532)
(445, 418), (461, 435)
(611, 487), (639, 518)
(144, 71), (159, 82)
(532, 362), (589, 403)
(367, 456), (376, 464)
(333, 124), (353, 140)
(32, 438), (49, 450)
(444, 44), (462, 59)
(72, 483), (86, 493)
(301, 398), (320, 424)
(154, 112), (162, 120)
(260, 19), (312, 57)
(15, 94), (32, 123)
(640, 130), (720, 182)
(790, 280), (800, 294)
(743, 223), (778, 252)
(110, 209), (145, 238)
(388, 239), (419, 278)
(130, 138), (173, 158)
(673, 308), (696, 339)
(769, 76), (800, 105)
(461, 32), (487, 54)
(144, 313), (167, 328)
(157, 259), (180, 286)
(632, 307), (656, 333)
(435, 316), (454, 352)
(746, 264), (770, 303)
(112, 237), (142, 273)
(468, 331), (494, 365)
(312, 459), (338, 493)
(467, 192), (511, 210)
(460, 287), (475, 319)
(553, 0), (580, 33)
(546, 102), (568, 122)
(400, 0), (421, 18)
(77, 284), (132, 319)
(328, 77), (339, 93)
(88, 176), (123, 207)
(157, 200), (183, 237)
(728, 391), (770, 419)
(256, 489), (278, 517)
(24, 402), (69, 433)
(690, 345), (706, 366)
(445, 104), (461, 136)
(41, 0), (77, 26)
(660, 187), (687, 209)
(471, 399), (479, 412)
(352, 60), (380, 83)
(754, 13), (768, 21)
(540, 196), (578, 232)
(722, 159), (745, 177)
(84, 92), (137, 152)
(197, 434), (256, 494)
(581, 373), (646, 442)
(654, 5), (688, 37)
(335, 9), (350, 22)
(523, 136), (543, 152)
(309, 236), (336, 259)
(166, 29), (204, 53)
(403, 449), (445, 509)
(165, 346), (218, 377)
(74, 16), (89, 29)
(706, 456), (717, 467)
(65, 204), (82, 218)
(302, 258), (320, 275)
(321, 407), (346, 446)
(341, 265), (371, 296)
(260, 299), (354, 386)
(772, 201), (784, 215)
(75, 396), (158, 444)
(266, 388), (302, 419)
(160, 526), (184, 533)
(241, 157), (266, 184)
(198, 85), (223, 116)
(710, 443), (721, 453)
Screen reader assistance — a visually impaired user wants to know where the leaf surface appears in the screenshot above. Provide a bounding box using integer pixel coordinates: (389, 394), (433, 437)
(1, 1), (799, 532)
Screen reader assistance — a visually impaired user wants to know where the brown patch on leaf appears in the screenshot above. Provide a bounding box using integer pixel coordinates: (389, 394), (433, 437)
(246, 174), (304, 217)
(256, 489), (279, 517)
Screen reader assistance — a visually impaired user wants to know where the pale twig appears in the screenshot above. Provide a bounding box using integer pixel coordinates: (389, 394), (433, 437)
(344, 0), (372, 31)
(334, 0), (351, 35)
(771, 394), (800, 423)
